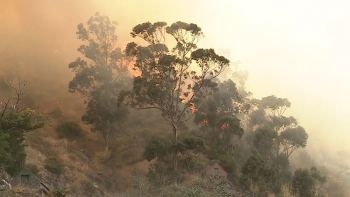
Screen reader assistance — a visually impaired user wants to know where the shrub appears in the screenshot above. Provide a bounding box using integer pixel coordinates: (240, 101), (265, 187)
(25, 163), (39, 175)
(55, 121), (83, 140)
(205, 145), (239, 180)
(82, 181), (102, 197)
(44, 156), (65, 175)
(94, 151), (112, 166)
(52, 189), (67, 197)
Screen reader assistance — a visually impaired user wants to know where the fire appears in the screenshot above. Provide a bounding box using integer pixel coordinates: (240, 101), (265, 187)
(220, 123), (229, 130)
(190, 103), (197, 114)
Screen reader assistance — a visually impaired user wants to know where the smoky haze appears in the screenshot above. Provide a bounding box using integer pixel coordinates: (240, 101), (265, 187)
(1, 0), (349, 193)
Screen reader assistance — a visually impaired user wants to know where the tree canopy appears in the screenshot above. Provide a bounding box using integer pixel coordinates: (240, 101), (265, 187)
(68, 12), (131, 152)
(121, 21), (230, 184)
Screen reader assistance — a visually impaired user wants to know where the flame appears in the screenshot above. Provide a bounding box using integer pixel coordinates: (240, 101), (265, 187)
(180, 97), (187, 104)
(220, 123), (229, 130)
(202, 119), (208, 124)
(190, 103), (197, 114)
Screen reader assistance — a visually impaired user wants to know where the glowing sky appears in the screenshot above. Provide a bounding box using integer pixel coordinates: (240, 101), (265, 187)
(1, 0), (349, 153)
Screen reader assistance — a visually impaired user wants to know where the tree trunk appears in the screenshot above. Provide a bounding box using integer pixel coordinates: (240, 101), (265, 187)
(173, 124), (178, 186)
(104, 127), (110, 152)
(105, 139), (109, 152)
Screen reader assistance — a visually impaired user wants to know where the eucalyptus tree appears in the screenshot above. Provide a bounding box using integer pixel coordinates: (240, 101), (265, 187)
(194, 79), (247, 154)
(68, 13), (130, 151)
(249, 95), (308, 193)
(123, 21), (230, 184)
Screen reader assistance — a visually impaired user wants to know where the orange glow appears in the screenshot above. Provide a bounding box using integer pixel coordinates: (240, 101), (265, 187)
(190, 103), (197, 114)
(220, 123), (229, 130)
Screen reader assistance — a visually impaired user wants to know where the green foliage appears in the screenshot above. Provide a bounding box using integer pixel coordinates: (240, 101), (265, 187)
(271, 155), (293, 194)
(51, 189), (67, 197)
(177, 153), (205, 174)
(55, 121), (83, 140)
(94, 151), (112, 166)
(177, 186), (204, 197)
(253, 126), (278, 158)
(44, 156), (65, 175)
(205, 145), (239, 180)
(144, 137), (205, 162)
(260, 95), (291, 112)
(252, 127), (295, 194)
(195, 81), (245, 150)
(0, 133), (10, 170)
(0, 108), (45, 176)
(241, 151), (276, 196)
(280, 126), (308, 157)
(291, 166), (327, 197)
(124, 20), (229, 136)
(0, 79), (47, 176)
(147, 162), (175, 186)
(144, 136), (205, 185)
(242, 95), (310, 194)
(143, 137), (170, 162)
(25, 163), (39, 175)
(125, 20), (230, 185)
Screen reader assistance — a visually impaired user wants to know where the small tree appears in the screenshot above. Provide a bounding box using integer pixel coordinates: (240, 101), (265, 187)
(0, 77), (45, 176)
(291, 166), (326, 197)
(55, 121), (83, 140)
(241, 151), (276, 197)
(143, 136), (205, 185)
(44, 156), (65, 175)
(123, 21), (230, 184)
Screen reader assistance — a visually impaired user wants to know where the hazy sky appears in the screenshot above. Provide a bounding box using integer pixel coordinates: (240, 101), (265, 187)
(1, 0), (349, 155)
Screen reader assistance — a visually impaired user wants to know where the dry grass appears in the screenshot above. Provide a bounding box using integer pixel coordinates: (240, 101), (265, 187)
(25, 130), (103, 196)
(23, 103), (171, 196)
(25, 129), (153, 195)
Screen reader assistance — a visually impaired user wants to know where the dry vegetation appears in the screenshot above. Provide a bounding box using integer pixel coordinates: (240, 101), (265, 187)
(20, 103), (161, 196)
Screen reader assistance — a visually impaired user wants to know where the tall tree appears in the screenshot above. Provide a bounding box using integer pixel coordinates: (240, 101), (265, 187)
(247, 95), (308, 194)
(123, 21), (230, 184)
(68, 13), (130, 151)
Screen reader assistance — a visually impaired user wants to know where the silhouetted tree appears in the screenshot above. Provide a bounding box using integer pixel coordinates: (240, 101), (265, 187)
(122, 21), (230, 185)
(194, 79), (247, 154)
(68, 13), (131, 151)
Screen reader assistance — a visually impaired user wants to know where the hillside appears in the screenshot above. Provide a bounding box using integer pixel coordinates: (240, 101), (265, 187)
(1, 9), (349, 197)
